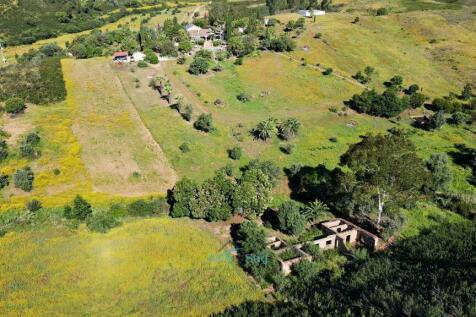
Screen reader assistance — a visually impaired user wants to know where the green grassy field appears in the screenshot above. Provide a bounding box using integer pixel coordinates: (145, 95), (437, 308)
(164, 52), (475, 194)
(0, 217), (262, 316)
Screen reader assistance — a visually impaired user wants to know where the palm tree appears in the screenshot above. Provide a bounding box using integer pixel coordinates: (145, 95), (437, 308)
(303, 200), (329, 224)
(163, 82), (172, 104)
(279, 118), (301, 140)
(253, 118), (278, 141)
(154, 76), (166, 95)
(174, 95), (184, 112)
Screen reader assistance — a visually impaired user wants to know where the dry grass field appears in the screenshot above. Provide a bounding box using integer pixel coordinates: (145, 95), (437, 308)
(275, 8), (476, 96)
(0, 217), (262, 317)
(63, 58), (177, 196)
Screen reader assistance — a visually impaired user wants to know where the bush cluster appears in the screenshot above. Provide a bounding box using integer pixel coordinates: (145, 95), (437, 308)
(170, 160), (280, 221)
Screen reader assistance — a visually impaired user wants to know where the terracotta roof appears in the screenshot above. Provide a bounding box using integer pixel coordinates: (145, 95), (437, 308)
(113, 51), (128, 58)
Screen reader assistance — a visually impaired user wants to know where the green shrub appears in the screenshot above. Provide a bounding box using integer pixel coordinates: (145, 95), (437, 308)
(127, 197), (168, 216)
(229, 146), (242, 160)
(212, 64), (223, 72)
(0, 173), (8, 189)
(301, 242), (321, 257)
(86, 210), (121, 233)
(19, 132), (41, 158)
(5, 97), (26, 114)
(376, 8), (389, 16)
(182, 104), (193, 121)
(170, 178), (198, 218)
(26, 199), (42, 212)
(137, 60), (148, 68)
(145, 52), (159, 64)
(13, 167), (34, 192)
(179, 142), (190, 153)
(323, 67), (333, 75)
(0, 140), (8, 161)
(194, 113), (214, 132)
(234, 57), (243, 65)
(188, 56), (210, 75)
(64, 195), (93, 220)
(281, 143), (295, 154)
(237, 92), (250, 103)
(177, 56), (186, 64)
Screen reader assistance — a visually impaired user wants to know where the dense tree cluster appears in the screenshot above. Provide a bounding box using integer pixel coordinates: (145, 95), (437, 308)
(68, 16), (188, 59)
(291, 132), (431, 231)
(429, 84), (475, 126)
(347, 76), (429, 117)
(169, 160), (280, 221)
(214, 221), (476, 316)
(234, 221), (281, 284)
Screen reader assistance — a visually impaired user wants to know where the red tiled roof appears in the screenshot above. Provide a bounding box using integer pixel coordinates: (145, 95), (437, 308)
(113, 51), (128, 58)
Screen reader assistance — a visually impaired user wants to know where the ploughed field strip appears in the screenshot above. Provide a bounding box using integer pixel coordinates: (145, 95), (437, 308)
(62, 59), (177, 195)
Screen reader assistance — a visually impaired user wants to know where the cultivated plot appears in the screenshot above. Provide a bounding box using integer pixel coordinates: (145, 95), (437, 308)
(63, 58), (177, 196)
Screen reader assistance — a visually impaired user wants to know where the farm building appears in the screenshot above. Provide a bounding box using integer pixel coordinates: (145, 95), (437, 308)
(268, 218), (380, 275)
(113, 51), (129, 62)
(186, 23), (213, 41)
(298, 9), (326, 17)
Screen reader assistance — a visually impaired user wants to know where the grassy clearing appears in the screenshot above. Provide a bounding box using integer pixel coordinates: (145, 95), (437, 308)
(62, 58), (176, 196)
(164, 53), (381, 179)
(276, 9), (475, 96)
(399, 202), (467, 239)
(0, 217), (262, 317)
(166, 51), (475, 193)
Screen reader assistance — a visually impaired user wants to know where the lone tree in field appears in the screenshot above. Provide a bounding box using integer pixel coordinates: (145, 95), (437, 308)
(163, 82), (173, 104)
(252, 118), (278, 141)
(5, 97), (26, 114)
(340, 133), (429, 225)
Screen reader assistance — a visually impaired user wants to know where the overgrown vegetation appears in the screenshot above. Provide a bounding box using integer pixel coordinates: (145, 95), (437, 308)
(0, 0), (168, 46)
(0, 54), (66, 104)
(215, 221), (476, 316)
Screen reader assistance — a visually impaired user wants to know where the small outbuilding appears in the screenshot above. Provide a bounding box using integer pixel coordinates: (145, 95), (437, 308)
(113, 51), (129, 62)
